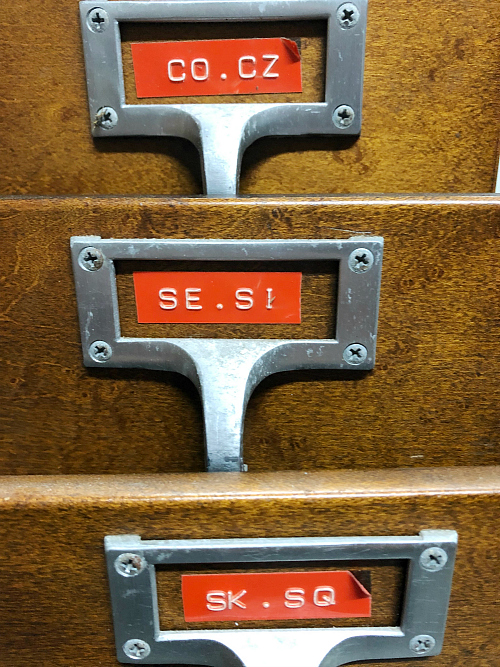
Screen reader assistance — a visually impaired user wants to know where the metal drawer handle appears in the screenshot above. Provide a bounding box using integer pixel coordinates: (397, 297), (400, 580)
(105, 530), (457, 665)
(79, 0), (368, 196)
(71, 236), (383, 472)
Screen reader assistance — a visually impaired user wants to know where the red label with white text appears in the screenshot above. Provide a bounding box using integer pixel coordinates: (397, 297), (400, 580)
(131, 38), (302, 98)
(182, 571), (371, 622)
(133, 272), (302, 324)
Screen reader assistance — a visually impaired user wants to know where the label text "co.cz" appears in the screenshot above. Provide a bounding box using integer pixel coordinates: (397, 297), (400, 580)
(131, 37), (302, 98)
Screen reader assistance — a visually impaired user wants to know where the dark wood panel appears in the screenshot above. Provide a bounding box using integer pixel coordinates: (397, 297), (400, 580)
(0, 195), (498, 474)
(0, 467), (498, 665)
(0, 1), (499, 194)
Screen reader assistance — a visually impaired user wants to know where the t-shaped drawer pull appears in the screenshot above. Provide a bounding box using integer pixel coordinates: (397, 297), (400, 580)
(71, 236), (383, 471)
(79, 0), (368, 195)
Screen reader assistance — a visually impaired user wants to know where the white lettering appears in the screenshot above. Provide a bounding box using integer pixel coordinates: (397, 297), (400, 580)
(235, 288), (254, 310)
(284, 587), (305, 609)
(168, 59), (186, 82)
(313, 586), (335, 607)
(238, 56), (256, 79)
(206, 591), (226, 612)
(266, 287), (275, 310)
(185, 287), (202, 310)
(191, 58), (209, 81)
(262, 54), (279, 78)
(159, 287), (177, 310)
(228, 590), (247, 609)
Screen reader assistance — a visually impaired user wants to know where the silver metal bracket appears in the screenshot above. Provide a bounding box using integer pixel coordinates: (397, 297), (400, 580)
(71, 236), (383, 472)
(105, 530), (457, 666)
(79, 0), (368, 195)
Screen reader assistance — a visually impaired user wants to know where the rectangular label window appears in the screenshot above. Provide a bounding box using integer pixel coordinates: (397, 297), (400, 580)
(120, 20), (326, 105)
(155, 561), (405, 631)
(116, 260), (337, 339)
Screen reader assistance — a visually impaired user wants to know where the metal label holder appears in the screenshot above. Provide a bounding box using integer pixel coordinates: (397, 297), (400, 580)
(71, 236), (383, 472)
(105, 530), (457, 665)
(79, 0), (368, 195)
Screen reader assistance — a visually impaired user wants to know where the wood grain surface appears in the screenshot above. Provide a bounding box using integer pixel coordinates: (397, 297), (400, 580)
(0, 467), (498, 666)
(1, 1), (500, 195)
(0, 195), (498, 475)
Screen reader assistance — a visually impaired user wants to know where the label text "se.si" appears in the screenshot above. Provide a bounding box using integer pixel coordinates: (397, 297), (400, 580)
(133, 271), (302, 324)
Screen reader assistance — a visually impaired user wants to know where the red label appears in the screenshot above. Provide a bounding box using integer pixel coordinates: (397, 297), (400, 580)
(133, 272), (301, 324)
(131, 37), (302, 98)
(182, 571), (371, 622)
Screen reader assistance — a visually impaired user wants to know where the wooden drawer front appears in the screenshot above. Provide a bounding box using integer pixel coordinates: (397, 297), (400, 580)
(0, 196), (498, 474)
(0, 1), (499, 195)
(0, 468), (498, 665)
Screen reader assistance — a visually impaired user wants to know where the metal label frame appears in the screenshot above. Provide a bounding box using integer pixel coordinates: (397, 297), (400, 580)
(105, 530), (457, 665)
(79, 0), (368, 195)
(71, 236), (383, 472)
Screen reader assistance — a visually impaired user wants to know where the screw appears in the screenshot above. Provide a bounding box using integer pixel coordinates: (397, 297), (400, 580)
(95, 107), (118, 130)
(123, 639), (151, 660)
(87, 7), (109, 33)
(343, 343), (368, 365)
(78, 246), (104, 271)
(337, 3), (360, 28)
(409, 635), (436, 655)
(89, 341), (112, 363)
(114, 553), (147, 577)
(333, 105), (355, 129)
(348, 248), (374, 273)
(420, 547), (448, 572)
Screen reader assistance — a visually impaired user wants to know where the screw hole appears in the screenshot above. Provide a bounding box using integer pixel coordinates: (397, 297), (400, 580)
(84, 250), (98, 263)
